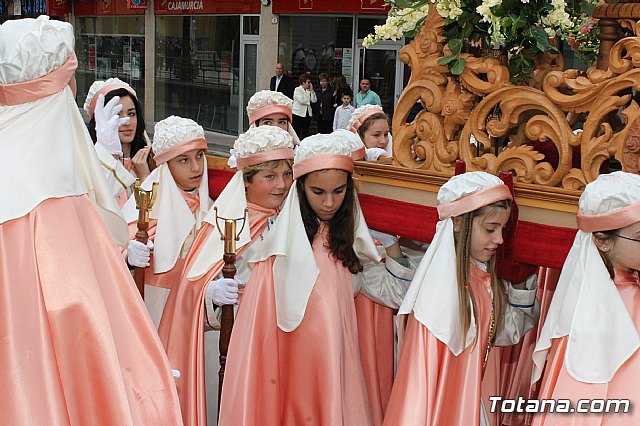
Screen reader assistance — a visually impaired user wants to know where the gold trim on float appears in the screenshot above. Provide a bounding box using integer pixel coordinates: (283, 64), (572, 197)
(354, 162), (580, 214)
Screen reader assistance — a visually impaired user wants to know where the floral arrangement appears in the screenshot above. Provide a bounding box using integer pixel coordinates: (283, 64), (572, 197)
(364, 0), (603, 82)
(563, 0), (601, 66)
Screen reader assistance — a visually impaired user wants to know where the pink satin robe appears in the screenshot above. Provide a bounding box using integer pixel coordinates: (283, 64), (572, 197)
(158, 203), (277, 425)
(500, 267), (560, 426)
(383, 262), (501, 426)
(0, 195), (182, 424)
(533, 269), (640, 426)
(355, 294), (395, 426)
(219, 225), (372, 426)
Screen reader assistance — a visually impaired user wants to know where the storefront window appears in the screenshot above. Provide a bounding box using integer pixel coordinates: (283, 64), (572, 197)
(155, 15), (241, 135)
(75, 16), (146, 113)
(278, 16), (354, 84)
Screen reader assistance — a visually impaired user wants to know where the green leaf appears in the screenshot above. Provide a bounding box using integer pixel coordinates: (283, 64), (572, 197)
(531, 27), (550, 52)
(438, 55), (458, 65)
(450, 57), (466, 75)
(448, 39), (463, 56)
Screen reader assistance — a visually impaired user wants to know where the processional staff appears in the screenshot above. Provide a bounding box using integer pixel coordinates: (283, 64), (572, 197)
(132, 178), (158, 299)
(212, 206), (248, 419)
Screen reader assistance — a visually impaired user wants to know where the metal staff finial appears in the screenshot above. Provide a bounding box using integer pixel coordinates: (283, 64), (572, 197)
(133, 179), (159, 224)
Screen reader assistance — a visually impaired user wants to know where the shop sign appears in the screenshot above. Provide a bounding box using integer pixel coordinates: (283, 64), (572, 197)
(274, 0), (389, 14)
(361, 0), (385, 10)
(74, 0), (145, 16)
(48, 0), (69, 16)
(127, 0), (146, 10)
(155, 0), (258, 15)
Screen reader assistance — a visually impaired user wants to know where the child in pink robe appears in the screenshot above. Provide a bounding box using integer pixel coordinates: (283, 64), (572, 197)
(158, 124), (297, 425)
(122, 116), (212, 327)
(532, 171), (640, 425)
(0, 16), (182, 424)
(219, 133), (414, 425)
(384, 172), (539, 426)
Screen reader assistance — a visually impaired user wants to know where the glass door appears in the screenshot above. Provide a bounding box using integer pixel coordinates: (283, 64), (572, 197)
(239, 41), (258, 131)
(239, 16), (259, 131)
(354, 43), (403, 121)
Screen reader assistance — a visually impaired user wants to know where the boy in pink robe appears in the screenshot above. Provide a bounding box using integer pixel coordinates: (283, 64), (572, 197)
(122, 116), (212, 327)
(532, 171), (640, 425)
(0, 16), (182, 424)
(158, 124), (296, 425)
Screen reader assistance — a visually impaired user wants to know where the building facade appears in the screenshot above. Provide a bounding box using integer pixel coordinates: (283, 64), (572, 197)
(2, 0), (404, 140)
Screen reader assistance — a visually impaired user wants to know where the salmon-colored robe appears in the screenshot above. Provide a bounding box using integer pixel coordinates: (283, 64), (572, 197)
(500, 267), (560, 426)
(0, 195), (182, 424)
(128, 190), (201, 327)
(158, 203), (277, 425)
(219, 225), (372, 426)
(355, 294), (395, 425)
(533, 269), (640, 426)
(383, 262), (499, 426)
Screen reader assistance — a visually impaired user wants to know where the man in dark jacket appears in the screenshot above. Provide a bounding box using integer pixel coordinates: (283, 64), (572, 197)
(314, 73), (335, 134)
(270, 63), (295, 100)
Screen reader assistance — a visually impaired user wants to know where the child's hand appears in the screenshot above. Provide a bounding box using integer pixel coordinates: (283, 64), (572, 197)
(132, 146), (152, 181)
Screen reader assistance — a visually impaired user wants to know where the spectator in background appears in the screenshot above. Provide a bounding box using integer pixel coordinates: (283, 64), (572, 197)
(315, 73), (335, 134)
(332, 74), (352, 108)
(333, 92), (355, 131)
(355, 78), (382, 108)
(270, 63), (295, 100)
(292, 73), (316, 139)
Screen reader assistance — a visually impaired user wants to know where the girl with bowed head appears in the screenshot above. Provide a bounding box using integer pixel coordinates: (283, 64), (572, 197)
(349, 104), (392, 161)
(84, 77), (152, 206)
(532, 171), (640, 425)
(0, 16), (181, 424)
(158, 125), (296, 425)
(219, 132), (415, 426)
(122, 116), (212, 328)
(384, 172), (539, 426)
(333, 127), (408, 423)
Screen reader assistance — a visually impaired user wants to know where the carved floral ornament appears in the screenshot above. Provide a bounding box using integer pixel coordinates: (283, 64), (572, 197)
(391, 2), (640, 190)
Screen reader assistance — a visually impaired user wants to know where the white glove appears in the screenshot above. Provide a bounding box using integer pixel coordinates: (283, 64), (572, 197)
(94, 94), (130, 156)
(227, 153), (238, 168)
(369, 229), (399, 249)
(365, 147), (388, 161)
(207, 277), (242, 306)
(127, 239), (153, 268)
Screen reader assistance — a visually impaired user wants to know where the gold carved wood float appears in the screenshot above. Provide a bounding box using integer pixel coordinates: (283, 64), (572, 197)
(355, 1), (640, 229)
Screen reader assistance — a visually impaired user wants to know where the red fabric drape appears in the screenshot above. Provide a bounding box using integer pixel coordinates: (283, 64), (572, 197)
(207, 168), (577, 269)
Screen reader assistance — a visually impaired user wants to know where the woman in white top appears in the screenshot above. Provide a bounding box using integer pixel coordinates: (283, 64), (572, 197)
(292, 73), (317, 139)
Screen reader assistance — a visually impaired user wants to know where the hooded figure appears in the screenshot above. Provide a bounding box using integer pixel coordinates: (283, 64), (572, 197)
(0, 16), (181, 424)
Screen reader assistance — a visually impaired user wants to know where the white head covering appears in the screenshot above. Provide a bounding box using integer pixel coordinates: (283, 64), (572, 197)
(332, 128), (366, 161)
(532, 171), (640, 384)
(246, 90), (300, 143)
(0, 16), (128, 246)
(83, 77), (136, 117)
(347, 104), (392, 156)
(398, 172), (512, 355)
(187, 125), (294, 280)
(122, 116), (211, 273)
(248, 133), (381, 331)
